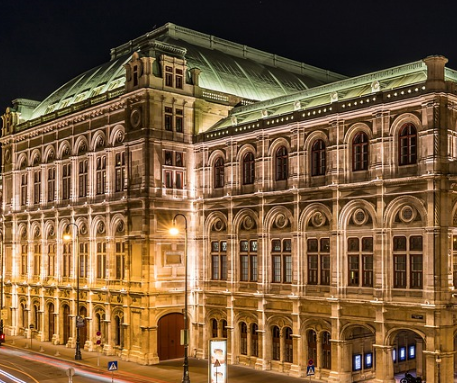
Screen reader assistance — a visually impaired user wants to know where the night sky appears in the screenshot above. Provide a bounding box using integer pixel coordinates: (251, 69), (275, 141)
(2, 0), (457, 112)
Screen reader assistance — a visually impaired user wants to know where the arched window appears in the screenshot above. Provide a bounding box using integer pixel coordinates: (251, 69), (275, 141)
(275, 146), (288, 181)
(311, 139), (326, 176)
(240, 322), (248, 355)
(272, 326), (280, 360)
(214, 157), (225, 188)
(352, 132), (369, 171)
(398, 123), (417, 166)
(243, 152), (255, 185)
(251, 324), (258, 357)
(284, 327), (293, 363)
(322, 331), (331, 369)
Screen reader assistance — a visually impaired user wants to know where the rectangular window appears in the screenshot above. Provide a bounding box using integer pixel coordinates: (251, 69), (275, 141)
(176, 152), (183, 167)
(115, 152), (125, 192)
(47, 244), (56, 277)
(175, 68), (183, 89)
(394, 254), (407, 288)
(240, 240), (257, 282)
(165, 151), (173, 165)
(410, 254), (423, 289)
(348, 237), (373, 287)
(115, 241), (125, 280)
(96, 156), (107, 195)
(272, 239), (291, 283)
(48, 168), (56, 202)
(21, 244), (28, 275)
(165, 66), (173, 87)
(176, 172), (183, 189)
(78, 160), (88, 197)
(165, 171), (173, 188)
(165, 107), (173, 131)
(33, 244), (41, 276)
(62, 163), (71, 200)
(79, 242), (88, 278)
(175, 109), (183, 133)
(34, 171), (41, 204)
(307, 238), (330, 285)
(63, 243), (71, 277)
(97, 242), (107, 279)
(21, 173), (27, 205)
(211, 240), (227, 280)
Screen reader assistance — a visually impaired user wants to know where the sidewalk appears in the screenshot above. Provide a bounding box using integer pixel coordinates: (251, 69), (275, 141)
(5, 335), (321, 383)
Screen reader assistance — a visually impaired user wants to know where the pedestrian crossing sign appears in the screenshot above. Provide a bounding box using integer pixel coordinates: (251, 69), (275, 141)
(108, 361), (118, 371)
(307, 365), (315, 376)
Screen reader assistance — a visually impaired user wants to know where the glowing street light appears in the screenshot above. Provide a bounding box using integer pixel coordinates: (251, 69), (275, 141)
(170, 214), (190, 383)
(63, 223), (82, 360)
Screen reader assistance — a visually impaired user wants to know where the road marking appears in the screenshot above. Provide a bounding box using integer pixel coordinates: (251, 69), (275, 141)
(0, 363), (39, 383)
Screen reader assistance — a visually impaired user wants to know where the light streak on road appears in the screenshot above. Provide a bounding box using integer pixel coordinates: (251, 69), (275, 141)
(0, 366), (34, 383)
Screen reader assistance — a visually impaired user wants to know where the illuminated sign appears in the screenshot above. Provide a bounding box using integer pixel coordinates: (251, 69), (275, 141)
(209, 339), (227, 383)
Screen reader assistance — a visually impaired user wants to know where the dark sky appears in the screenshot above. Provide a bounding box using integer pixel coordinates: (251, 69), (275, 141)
(1, 0), (456, 112)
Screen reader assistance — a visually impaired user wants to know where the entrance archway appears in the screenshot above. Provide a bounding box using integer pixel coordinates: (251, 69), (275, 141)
(390, 330), (425, 380)
(158, 313), (184, 360)
(79, 306), (87, 347)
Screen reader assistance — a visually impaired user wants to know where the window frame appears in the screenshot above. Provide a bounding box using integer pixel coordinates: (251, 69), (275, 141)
(311, 139), (326, 176)
(398, 123), (417, 166)
(352, 132), (369, 171)
(242, 152), (255, 185)
(275, 146), (288, 181)
(214, 157), (225, 189)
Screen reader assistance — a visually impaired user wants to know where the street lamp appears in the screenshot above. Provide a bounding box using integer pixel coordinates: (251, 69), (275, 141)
(170, 214), (190, 383)
(63, 223), (82, 360)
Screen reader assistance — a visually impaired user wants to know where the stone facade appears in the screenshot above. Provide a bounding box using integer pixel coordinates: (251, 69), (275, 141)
(1, 23), (457, 383)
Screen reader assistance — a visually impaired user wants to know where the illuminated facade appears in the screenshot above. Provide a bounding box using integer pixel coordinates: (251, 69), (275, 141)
(1, 23), (457, 383)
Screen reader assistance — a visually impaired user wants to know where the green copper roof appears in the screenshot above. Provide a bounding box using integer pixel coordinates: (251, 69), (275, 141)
(29, 23), (346, 121)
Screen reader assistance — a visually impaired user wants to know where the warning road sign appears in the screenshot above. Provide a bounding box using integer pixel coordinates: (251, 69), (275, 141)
(307, 365), (315, 376)
(108, 361), (118, 371)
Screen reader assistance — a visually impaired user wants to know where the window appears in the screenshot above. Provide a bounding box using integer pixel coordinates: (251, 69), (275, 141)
(21, 173), (27, 205)
(115, 241), (125, 280)
(163, 151), (185, 190)
(308, 330), (317, 365)
(243, 152), (255, 185)
(393, 236), (423, 289)
(62, 163), (71, 200)
(47, 168), (56, 201)
(271, 239), (292, 283)
(214, 157), (225, 188)
(165, 66), (173, 87)
(97, 242), (107, 279)
(79, 242), (88, 278)
(78, 160), (88, 197)
(240, 240), (258, 282)
(284, 327), (293, 363)
(307, 238), (330, 285)
(33, 171), (41, 204)
(165, 171), (173, 188)
(347, 237), (373, 287)
(240, 322), (248, 355)
(175, 109), (183, 133)
(211, 319), (218, 338)
(33, 243), (41, 276)
(176, 172), (183, 189)
(275, 146), (288, 181)
(311, 139), (326, 176)
(96, 156), (107, 195)
(251, 324), (258, 357)
(176, 152), (183, 167)
(21, 244), (28, 275)
(323, 331), (331, 369)
(399, 123), (417, 166)
(115, 152), (126, 192)
(165, 107), (173, 131)
(211, 241), (227, 280)
(47, 244), (56, 277)
(63, 243), (71, 277)
(272, 326), (280, 361)
(353, 132), (369, 171)
(176, 68), (183, 89)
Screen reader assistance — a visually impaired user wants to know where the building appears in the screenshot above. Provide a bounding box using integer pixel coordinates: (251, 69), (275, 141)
(1, 22), (457, 383)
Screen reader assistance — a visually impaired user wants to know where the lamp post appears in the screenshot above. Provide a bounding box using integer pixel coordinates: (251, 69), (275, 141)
(170, 214), (190, 383)
(64, 223), (82, 360)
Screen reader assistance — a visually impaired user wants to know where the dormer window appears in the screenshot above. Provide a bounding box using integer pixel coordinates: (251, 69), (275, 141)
(165, 66), (173, 87)
(164, 65), (184, 89)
